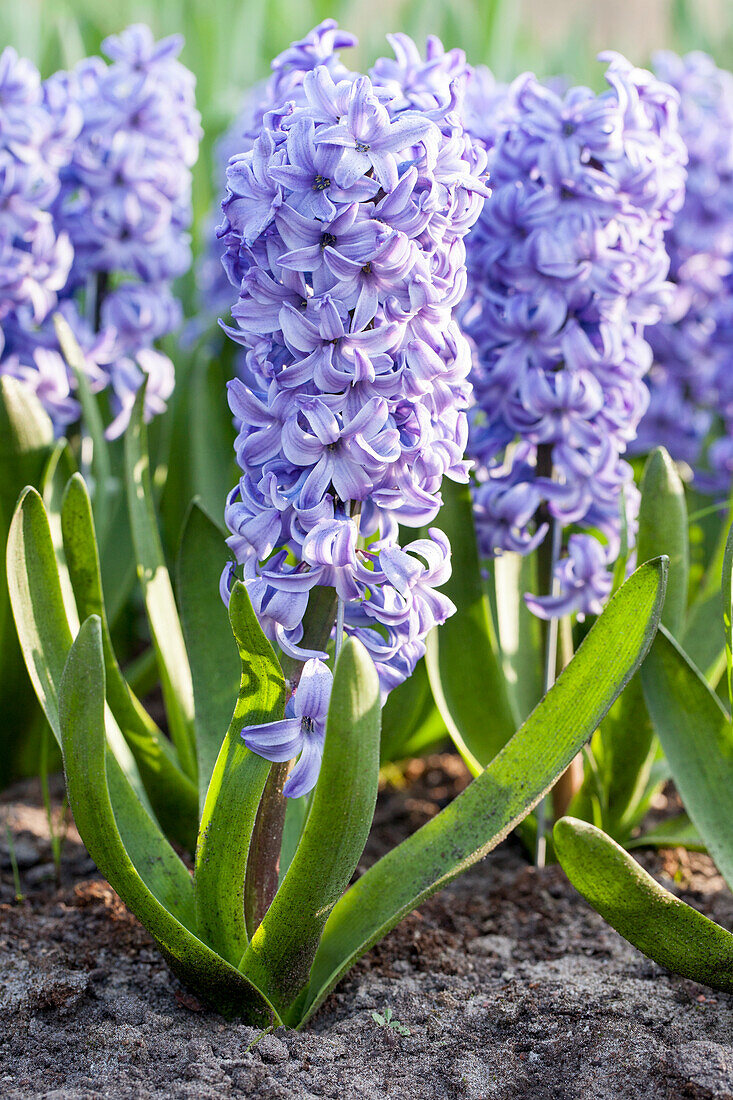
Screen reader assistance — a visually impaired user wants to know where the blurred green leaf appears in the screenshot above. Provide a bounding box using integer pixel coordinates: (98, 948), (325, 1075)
(124, 384), (197, 780)
(380, 657), (446, 763)
(426, 479), (516, 772)
(643, 626), (733, 892)
(178, 502), (239, 810)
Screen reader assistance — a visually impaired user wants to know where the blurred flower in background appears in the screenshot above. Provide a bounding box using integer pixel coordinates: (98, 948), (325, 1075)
(0, 25), (201, 437)
(634, 52), (733, 492)
(461, 54), (687, 618)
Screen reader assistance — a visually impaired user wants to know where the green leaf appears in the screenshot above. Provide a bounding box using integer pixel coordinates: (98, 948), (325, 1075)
(636, 449), (688, 637)
(59, 617), (279, 1025)
(41, 440), (79, 625)
(6, 488), (193, 914)
(723, 522), (733, 712)
(178, 502), (240, 811)
(299, 558), (667, 1026)
(124, 384), (197, 781)
(0, 377), (54, 785)
(426, 478), (516, 771)
(594, 451), (688, 836)
(682, 591), (726, 687)
(642, 626), (733, 892)
(380, 657), (446, 763)
(626, 813), (705, 852)
(188, 357), (238, 528)
(55, 313), (112, 545)
(240, 637), (381, 1021)
(194, 581), (286, 966)
(492, 551), (543, 725)
(62, 473), (198, 851)
(554, 817), (733, 992)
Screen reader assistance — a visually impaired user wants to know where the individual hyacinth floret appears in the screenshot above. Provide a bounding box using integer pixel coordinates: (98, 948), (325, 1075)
(0, 27), (201, 437)
(635, 52), (733, 491)
(461, 54), (687, 619)
(218, 24), (488, 793)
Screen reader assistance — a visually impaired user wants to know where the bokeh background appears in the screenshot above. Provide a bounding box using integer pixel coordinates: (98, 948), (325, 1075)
(5, 0), (731, 293)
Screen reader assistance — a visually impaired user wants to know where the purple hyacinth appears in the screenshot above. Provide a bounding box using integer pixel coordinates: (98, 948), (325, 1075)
(461, 54), (687, 620)
(0, 27), (200, 437)
(218, 25), (487, 792)
(635, 52), (733, 492)
(0, 48), (80, 427)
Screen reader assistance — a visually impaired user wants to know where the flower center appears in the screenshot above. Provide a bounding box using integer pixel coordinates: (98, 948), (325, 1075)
(320, 232), (337, 250)
(355, 141), (370, 152)
(313, 175), (331, 191)
(302, 716), (315, 734)
(562, 121), (576, 136)
(362, 261), (372, 275)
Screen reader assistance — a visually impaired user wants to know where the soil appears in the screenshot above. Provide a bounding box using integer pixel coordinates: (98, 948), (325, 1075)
(2, 757), (733, 1100)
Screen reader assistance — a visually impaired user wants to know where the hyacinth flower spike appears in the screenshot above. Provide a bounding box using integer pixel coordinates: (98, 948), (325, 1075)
(419, 52), (689, 859)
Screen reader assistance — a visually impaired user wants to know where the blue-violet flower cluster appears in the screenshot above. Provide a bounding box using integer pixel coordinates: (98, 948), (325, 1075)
(0, 26), (201, 437)
(461, 55), (687, 619)
(218, 24), (487, 792)
(635, 52), (733, 490)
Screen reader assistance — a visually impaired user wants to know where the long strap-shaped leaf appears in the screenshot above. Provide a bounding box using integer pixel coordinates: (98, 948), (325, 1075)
(55, 314), (112, 546)
(124, 384), (197, 780)
(62, 473), (198, 851)
(7, 487), (194, 925)
(178, 502), (240, 811)
(0, 377), (55, 785)
(240, 637), (381, 1021)
(194, 581), (286, 965)
(554, 817), (733, 992)
(380, 657), (445, 763)
(60, 617), (279, 1024)
(426, 478), (516, 771)
(42, 440), (79, 625)
(642, 626), (733, 892)
(298, 558), (667, 1026)
(596, 448), (688, 835)
(493, 551), (543, 726)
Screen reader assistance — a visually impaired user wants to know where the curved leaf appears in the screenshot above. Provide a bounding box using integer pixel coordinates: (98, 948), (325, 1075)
(0, 377), (55, 785)
(241, 637), (381, 1021)
(194, 581), (286, 966)
(493, 551), (543, 726)
(299, 558), (667, 1026)
(55, 314), (112, 545)
(177, 502), (239, 810)
(59, 617), (278, 1024)
(554, 817), (733, 992)
(5, 487), (194, 917)
(596, 449), (688, 834)
(426, 479), (516, 771)
(124, 384), (196, 780)
(62, 473), (198, 850)
(380, 657), (446, 763)
(642, 626), (733, 892)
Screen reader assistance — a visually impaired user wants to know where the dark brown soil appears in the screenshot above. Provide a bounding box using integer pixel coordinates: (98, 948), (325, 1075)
(2, 758), (733, 1099)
